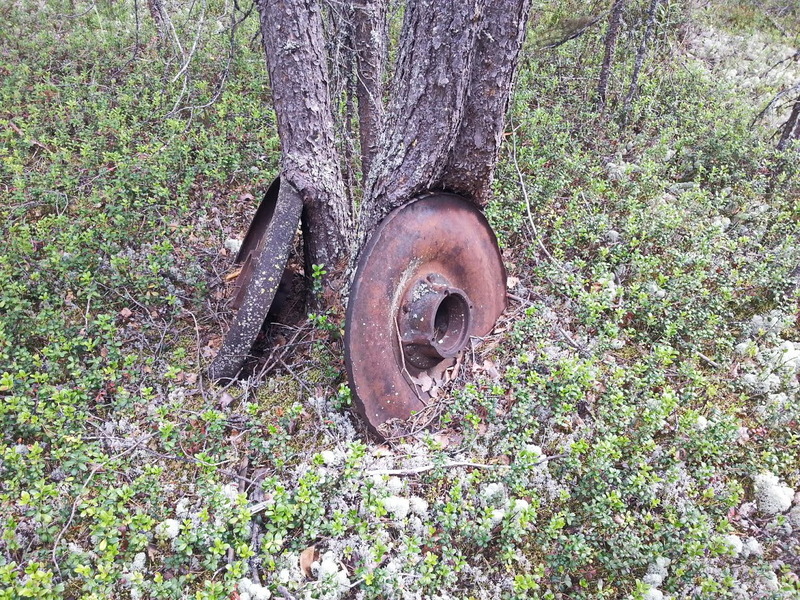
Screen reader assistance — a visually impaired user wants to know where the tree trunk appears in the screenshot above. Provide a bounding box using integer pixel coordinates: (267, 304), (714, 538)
(148, 0), (167, 41)
(353, 0), (387, 182)
(622, 0), (661, 127)
(440, 0), (533, 204)
(214, 0), (532, 379)
(597, 0), (626, 110)
(358, 0), (533, 244)
(258, 0), (352, 278)
(777, 96), (800, 150)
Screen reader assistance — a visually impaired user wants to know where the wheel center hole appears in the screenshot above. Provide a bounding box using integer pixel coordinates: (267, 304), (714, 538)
(433, 293), (469, 353)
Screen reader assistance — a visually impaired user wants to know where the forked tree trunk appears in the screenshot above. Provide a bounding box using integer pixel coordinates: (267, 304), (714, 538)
(358, 0), (533, 243)
(258, 0), (532, 301)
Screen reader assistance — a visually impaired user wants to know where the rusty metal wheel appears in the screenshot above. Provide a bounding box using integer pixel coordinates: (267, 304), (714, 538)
(345, 193), (506, 436)
(208, 178), (302, 380)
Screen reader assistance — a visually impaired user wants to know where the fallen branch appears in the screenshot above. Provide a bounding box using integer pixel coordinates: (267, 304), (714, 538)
(751, 81), (800, 128)
(557, 325), (591, 358)
(6, 120), (55, 154)
(542, 14), (604, 49)
(696, 350), (722, 370)
(364, 454), (565, 477)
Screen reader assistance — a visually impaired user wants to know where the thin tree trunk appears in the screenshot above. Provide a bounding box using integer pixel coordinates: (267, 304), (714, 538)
(777, 96), (800, 150)
(358, 0), (532, 244)
(258, 0), (351, 276)
(353, 0), (387, 182)
(598, 0), (626, 110)
(441, 0), (533, 205)
(148, 0), (167, 41)
(622, 0), (661, 127)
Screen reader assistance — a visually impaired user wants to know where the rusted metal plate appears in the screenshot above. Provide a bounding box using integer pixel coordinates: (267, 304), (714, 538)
(208, 178), (302, 380)
(230, 178), (281, 310)
(345, 193), (506, 436)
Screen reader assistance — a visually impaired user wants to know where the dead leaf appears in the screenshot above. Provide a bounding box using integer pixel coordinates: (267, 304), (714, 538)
(506, 276), (520, 289)
(473, 359), (501, 380)
(429, 356), (456, 385)
(299, 545), (318, 579)
(410, 372), (434, 393)
(432, 431), (463, 448)
(219, 392), (234, 409)
(238, 192), (255, 203)
(119, 307), (133, 319)
(184, 373), (198, 385)
(482, 359), (501, 380)
(224, 267), (242, 282)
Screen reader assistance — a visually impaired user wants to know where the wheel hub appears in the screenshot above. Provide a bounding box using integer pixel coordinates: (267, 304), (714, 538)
(398, 274), (473, 371)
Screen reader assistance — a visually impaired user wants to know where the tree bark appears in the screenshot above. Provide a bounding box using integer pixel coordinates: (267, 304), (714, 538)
(148, 0), (167, 41)
(353, 0), (387, 182)
(360, 0), (482, 226)
(358, 0), (532, 244)
(597, 0), (626, 110)
(257, 0), (532, 300)
(258, 0), (352, 276)
(777, 96), (800, 150)
(622, 0), (661, 127)
(440, 0), (533, 204)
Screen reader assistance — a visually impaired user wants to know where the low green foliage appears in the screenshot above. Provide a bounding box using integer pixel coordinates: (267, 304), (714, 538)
(1, 0), (798, 599)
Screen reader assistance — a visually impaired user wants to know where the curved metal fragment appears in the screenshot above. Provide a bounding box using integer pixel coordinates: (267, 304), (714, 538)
(230, 178), (281, 310)
(345, 193), (506, 436)
(208, 178), (302, 380)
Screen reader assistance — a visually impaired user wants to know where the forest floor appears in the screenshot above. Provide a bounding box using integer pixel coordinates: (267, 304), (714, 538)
(1, 1), (799, 599)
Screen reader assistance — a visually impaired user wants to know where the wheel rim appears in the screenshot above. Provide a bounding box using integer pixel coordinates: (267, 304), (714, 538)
(345, 193), (506, 435)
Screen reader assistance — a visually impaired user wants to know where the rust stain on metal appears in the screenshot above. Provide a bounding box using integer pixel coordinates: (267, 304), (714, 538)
(345, 193), (506, 436)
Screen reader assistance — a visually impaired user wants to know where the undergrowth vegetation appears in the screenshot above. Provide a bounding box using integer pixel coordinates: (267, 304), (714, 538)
(1, 0), (798, 599)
